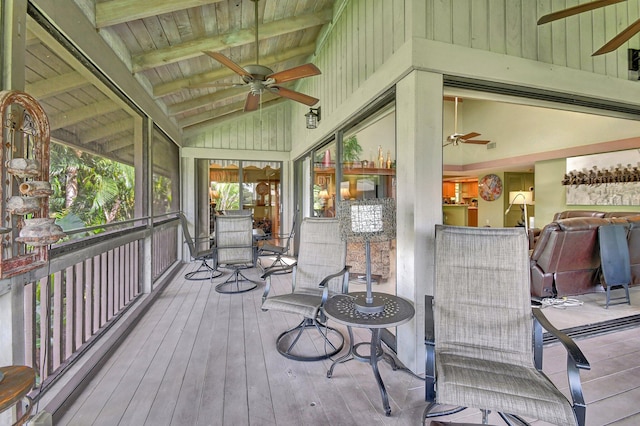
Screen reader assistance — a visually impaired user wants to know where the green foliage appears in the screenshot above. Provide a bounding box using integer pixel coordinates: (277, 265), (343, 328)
(342, 135), (362, 162)
(213, 183), (240, 211)
(49, 142), (137, 230)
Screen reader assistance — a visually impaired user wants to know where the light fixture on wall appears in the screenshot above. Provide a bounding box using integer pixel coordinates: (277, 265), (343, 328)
(305, 107), (321, 129)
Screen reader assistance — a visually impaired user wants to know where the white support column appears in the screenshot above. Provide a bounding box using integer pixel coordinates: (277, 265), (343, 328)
(395, 70), (443, 374)
(0, 0), (28, 378)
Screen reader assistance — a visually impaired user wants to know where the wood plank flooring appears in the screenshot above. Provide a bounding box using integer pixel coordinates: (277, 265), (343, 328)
(57, 263), (640, 426)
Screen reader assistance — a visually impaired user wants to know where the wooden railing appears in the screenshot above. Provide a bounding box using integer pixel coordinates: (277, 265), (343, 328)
(153, 217), (179, 281)
(21, 216), (180, 390)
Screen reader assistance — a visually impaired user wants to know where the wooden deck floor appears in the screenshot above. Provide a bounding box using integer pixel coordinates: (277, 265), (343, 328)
(57, 263), (640, 426)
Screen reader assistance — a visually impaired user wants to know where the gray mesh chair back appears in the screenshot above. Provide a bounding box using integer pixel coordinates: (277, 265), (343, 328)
(261, 217), (349, 361)
(213, 214), (260, 293)
(424, 225), (589, 426)
(293, 218), (346, 297)
(598, 224), (632, 308)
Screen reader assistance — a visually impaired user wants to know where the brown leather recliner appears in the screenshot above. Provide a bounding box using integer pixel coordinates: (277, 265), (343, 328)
(530, 217), (608, 297)
(552, 210), (606, 221)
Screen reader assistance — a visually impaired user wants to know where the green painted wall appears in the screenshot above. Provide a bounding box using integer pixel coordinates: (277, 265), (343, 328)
(534, 158), (640, 228)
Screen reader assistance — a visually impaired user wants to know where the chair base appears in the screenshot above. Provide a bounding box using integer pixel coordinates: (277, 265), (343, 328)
(276, 318), (344, 361)
(185, 260), (222, 281)
(605, 284), (631, 309)
(214, 267), (260, 294)
(422, 404), (529, 426)
(258, 256), (293, 274)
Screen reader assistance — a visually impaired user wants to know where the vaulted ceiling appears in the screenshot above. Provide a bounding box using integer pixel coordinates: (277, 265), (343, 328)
(25, 0), (335, 151)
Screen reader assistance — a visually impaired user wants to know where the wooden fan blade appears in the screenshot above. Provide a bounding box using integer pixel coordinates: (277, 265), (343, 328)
(244, 93), (260, 112)
(270, 86), (319, 106)
(537, 0), (625, 25)
(593, 18), (640, 55)
(267, 63), (321, 84)
(204, 51), (252, 79)
(460, 132), (481, 140)
(463, 139), (491, 145)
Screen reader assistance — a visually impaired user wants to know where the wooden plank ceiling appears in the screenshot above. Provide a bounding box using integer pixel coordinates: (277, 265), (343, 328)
(22, 0), (333, 165)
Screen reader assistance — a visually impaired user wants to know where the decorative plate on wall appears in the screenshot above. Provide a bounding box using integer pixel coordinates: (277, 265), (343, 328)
(479, 174), (503, 201)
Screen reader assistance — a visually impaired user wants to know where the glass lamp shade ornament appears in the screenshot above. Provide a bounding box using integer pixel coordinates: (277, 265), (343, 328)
(337, 198), (396, 314)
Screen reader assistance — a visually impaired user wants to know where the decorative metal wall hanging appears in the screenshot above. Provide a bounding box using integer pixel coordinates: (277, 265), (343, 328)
(0, 90), (65, 278)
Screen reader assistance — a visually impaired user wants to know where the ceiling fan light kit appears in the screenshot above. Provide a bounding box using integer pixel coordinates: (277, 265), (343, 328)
(200, 0), (321, 113)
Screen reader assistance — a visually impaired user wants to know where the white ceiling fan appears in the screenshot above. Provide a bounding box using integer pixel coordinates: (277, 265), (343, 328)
(444, 96), (490, 147)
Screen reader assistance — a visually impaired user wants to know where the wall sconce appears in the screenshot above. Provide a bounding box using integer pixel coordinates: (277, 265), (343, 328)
(305, 107), (321, 129)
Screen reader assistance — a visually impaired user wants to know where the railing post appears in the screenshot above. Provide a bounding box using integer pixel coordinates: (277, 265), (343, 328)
(0, 283), (26, 365)
(0, 282), (27, 426)
(142, 234), (153, 294)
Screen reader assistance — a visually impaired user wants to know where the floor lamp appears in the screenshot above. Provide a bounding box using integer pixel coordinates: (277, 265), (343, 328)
(337, 198), (396, 314)
(505, 191), (533, 234)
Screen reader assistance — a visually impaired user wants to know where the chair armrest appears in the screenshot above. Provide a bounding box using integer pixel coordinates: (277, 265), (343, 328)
(261, 263), (298, 307)
(318, 266), (350, 305)
(533, 307), (589, 425)
(532, 308), (590, 370)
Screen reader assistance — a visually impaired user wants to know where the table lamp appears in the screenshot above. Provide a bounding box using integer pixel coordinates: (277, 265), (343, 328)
(337, 198), (396, 314)
(505, 190), (533, 234)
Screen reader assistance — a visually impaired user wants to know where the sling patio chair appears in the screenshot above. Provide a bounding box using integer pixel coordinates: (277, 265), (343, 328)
(212, 213), (261, 294)
(258, 212), (297, 274)
(261, 217), (349, 361)
(598, 224), (632, 309)
(179, 213), (221, 281)
(424, 225), (590, 426)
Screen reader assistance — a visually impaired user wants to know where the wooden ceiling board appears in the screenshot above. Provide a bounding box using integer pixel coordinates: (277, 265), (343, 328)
(144, 15), (171, 50)
(131, 8), (331, 72)
(95, 0), (227, 28)
(25, 0), (335, 133)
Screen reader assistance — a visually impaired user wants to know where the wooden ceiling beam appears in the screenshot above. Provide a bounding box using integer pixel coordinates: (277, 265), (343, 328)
(132, 10), (332, 73)
(26, 72), (90, 100)
(155, 43), (316, 98)
(178, 92), (280, 128)
(96, 0), (226, 28)
(80, 119), (134, 143)
(103, 135), (134, 153)
(181, 98), (286, 137)
(168, 87), (247, 116)
(49, 100), (121, 130)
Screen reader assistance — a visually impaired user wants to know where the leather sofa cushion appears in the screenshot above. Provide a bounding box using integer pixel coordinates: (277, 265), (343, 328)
(553, 210), (605, 221)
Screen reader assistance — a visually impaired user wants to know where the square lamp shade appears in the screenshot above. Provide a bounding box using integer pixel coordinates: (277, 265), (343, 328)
(337, 198), (396, 313)
(508, 191), (533, 205)
(506, 190), (533, 234)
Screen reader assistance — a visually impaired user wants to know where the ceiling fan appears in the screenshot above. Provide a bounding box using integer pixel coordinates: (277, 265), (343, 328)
(444, 97), (490, 147)
(200, 0), (321, 112)
(537, 0), (638, 56)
